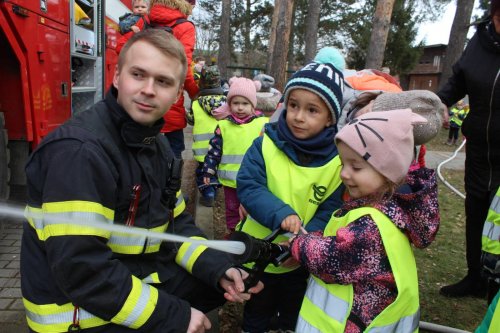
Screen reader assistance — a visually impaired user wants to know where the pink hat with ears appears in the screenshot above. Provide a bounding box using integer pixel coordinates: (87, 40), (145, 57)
(335, 109), (428, 184)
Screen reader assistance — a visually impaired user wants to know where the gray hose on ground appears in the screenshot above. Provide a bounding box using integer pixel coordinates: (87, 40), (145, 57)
(420, 320), (471, 333)
(436, 139), (466, 199)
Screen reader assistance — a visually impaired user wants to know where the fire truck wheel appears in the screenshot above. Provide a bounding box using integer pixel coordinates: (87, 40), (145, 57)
(0, 112), (10, 201)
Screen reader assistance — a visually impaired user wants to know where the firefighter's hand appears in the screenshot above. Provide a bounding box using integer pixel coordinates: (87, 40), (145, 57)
(131, 25), (140, 33)
(188, 308), (211, 333)
(203, 177), (210, 185)
(281, 215), (302, 235)
(220, 267), (264, 302)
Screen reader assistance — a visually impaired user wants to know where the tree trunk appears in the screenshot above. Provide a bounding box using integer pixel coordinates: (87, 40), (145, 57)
(218, 0), (231, 80)
(365, 0), (395, 69)
(287, 0), (298, 77)
(439, 0), (475, 90)
(268, 0), (294, 92)
(304, 0), (321, 63)
(243, 0), (252, 76)
(266, 0), (281, 74)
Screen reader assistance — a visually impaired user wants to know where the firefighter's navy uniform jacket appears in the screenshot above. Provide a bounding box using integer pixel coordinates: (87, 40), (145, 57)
(20, 88), (233, 333)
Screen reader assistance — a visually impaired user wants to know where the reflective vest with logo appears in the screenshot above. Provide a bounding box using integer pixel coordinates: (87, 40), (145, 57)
(192, 100), (219, 162)
(238, 134), (342, 274)
(482, 187), (500, 276)
(217, 117), (268, 188)
(296, 207), (420, 333)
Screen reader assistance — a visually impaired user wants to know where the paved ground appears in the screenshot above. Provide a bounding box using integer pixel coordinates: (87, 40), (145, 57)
(0, 139), (465, 331)
(425, 149), (465, 171)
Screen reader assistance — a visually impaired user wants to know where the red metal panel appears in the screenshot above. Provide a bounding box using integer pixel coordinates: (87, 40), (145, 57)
(33, 19), (71, 141)
(0, 1), (70, 146)
(7, 0), (69, 25)
(0, 2), (33, 141)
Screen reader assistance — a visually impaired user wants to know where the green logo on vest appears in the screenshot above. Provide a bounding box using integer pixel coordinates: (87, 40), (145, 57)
(309, 184), (327, 205)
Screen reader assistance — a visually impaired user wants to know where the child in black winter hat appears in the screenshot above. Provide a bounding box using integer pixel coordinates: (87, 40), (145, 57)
(236, 47), (346, 332)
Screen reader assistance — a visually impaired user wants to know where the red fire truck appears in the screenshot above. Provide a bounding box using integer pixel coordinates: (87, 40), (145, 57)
(0, 0), (132, 200)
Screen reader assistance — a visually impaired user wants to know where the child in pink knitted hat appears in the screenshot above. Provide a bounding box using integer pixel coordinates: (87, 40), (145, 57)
(202, 77), (268, 233)
(287, 109), (440, 332)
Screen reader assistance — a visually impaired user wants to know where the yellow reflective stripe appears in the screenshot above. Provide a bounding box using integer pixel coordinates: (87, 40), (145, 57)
(483, 221), (500, 242)
(25, 202), (114, 241)
(108, 223), (168, 254)
(23, 298), (108, 332)
(305, 277), (349, 323)
(296, 316), (322, 333)
(142, 272), (161, 284)
(111, 276), (158, 329)
(490, 193), (500, 214)
(175, 236), (208, 273)
(193, 133), (213, 141)
(220, 154), (244, 164)
(369, 309), (420, 333)
(174, 191), (186, 217)
(218, 170), (238, 184)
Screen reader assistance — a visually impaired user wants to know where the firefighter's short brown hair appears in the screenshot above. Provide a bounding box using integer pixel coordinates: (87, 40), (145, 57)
(118, 29), (187, 87)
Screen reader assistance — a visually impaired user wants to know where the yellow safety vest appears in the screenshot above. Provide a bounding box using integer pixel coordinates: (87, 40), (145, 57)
(450, 107), (467, 127)
(296, 207), (420, 333)
(490, 302), (500, 333)
(217, 117), (268, 188)
(238, 134), (342, 274)
(191, 100), (219, 162)
(482, 187), (500, 256)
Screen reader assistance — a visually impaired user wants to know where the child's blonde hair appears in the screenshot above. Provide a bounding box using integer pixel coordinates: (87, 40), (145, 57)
(132, 0), (149, 7)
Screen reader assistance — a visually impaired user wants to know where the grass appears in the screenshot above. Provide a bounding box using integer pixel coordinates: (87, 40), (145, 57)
(416, 132), (486, 331)
(425, 125), (466, 152)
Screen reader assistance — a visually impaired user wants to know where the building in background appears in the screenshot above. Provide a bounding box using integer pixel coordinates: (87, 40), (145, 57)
(406, 44), (447, 92)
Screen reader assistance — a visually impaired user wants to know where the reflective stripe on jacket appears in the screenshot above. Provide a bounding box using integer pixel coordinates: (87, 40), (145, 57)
(239, 134), (342, 274)
(482, 187), (500, 256)
(20, 93), (220, 333)
(192, 100), (218, 162)
(217, 117), (268, 187)
(296, 207), (420, 332)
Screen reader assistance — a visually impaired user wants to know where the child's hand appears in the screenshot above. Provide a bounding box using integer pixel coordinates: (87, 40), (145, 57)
(281, 215), (302, 235)
(131, 25), (140, 33)
(203, 177), (210, 185)
(280, 256), (300, 269)
(239, 204), (248, 221)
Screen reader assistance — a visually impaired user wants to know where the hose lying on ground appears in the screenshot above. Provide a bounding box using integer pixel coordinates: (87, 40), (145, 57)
(436, 139), (466, 199)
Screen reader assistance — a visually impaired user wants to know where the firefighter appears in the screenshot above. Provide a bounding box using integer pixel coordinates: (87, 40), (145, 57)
(20, 29), (262, 333)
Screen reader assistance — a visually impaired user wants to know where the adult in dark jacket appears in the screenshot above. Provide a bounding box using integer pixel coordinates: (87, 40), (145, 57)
(20, 30), (261, 333)
(437, 1), (500, 298)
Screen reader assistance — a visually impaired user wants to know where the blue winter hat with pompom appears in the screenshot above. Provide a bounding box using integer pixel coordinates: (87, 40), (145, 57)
(284, 47), (345, 122)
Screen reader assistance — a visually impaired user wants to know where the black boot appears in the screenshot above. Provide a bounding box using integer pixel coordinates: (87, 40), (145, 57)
(439, 275), (487, 298)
